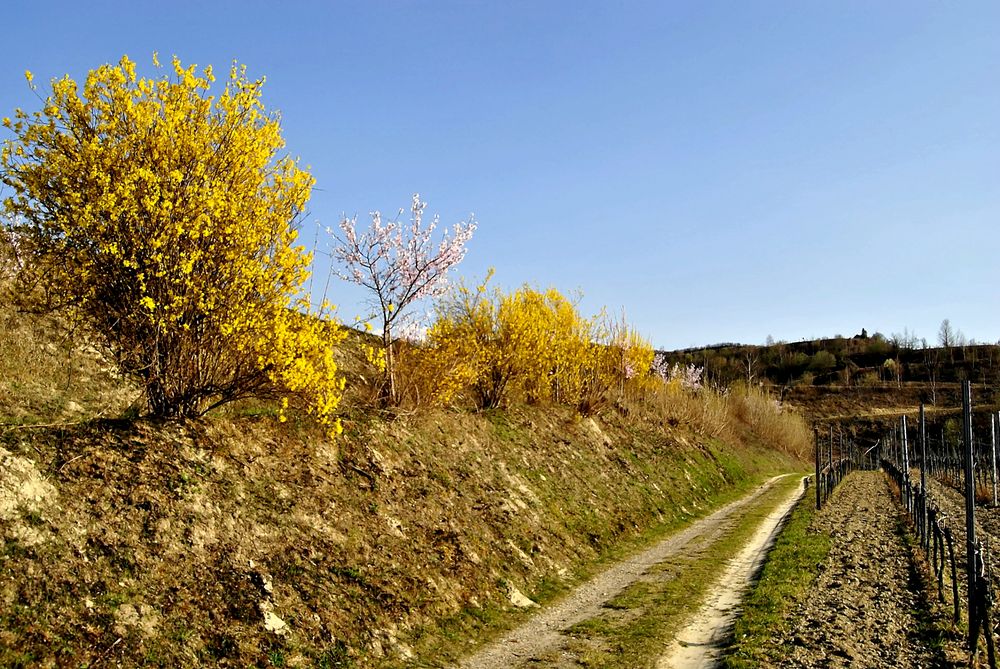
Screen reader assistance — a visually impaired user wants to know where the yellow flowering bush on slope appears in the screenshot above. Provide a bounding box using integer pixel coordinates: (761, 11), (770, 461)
(428, 274), (653, 411)
(1, 55), (345, 427)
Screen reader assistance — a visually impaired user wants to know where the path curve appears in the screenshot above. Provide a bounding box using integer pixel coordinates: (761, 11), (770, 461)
(456, 474), (797, 669)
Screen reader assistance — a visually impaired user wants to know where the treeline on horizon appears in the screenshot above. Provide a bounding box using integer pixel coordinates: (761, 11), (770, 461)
(657, 326), (1000, 389)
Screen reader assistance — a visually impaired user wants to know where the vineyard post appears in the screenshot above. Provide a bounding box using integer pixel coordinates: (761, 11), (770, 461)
(902, 415), (911, 511)
(944, 429), (949, 483)
(975, 543), (998, 669)
(894, 430), (897, 466)
(963, 379), (977, 640)
(815, 428), (821, 510)
(991, 412), (998, 507)
(839, 428), (845, 473)
(921, 404), (928, 548)
(828, 426), (833, 499)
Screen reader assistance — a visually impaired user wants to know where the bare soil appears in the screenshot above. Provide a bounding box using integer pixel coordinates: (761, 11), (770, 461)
(763, 471), (957, 668)
(923, 474), (1000, 612)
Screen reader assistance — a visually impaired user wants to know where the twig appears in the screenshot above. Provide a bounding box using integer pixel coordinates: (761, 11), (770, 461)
(58, 452), (90, 473)
(93, 636), (122, 666)
(0, 398), (131, 435)
(0, 419), (89, 432)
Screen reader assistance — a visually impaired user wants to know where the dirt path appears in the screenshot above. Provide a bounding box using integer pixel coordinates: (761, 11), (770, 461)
(456, 475), (797, 669)
(656, 482), (804, 669)
(764, 471), (946, 668)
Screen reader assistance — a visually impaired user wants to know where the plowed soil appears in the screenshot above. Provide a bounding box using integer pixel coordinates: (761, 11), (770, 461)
(763, 471), (959, 668)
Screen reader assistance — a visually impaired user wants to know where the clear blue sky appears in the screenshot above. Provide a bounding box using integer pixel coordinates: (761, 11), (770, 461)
(2, 1), (998, 349)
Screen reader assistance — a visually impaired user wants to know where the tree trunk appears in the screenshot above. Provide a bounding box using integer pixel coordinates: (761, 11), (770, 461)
(383, 325), (396, 406)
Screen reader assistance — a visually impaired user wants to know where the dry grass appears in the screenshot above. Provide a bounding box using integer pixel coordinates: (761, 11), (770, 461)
(0, 298), (138, 427)
(630, 382), (813, 462)
(0, 405), (798, 668)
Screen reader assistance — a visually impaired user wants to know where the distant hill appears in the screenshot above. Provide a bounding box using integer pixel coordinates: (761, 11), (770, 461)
(657, 331), (1000, 393)
(656, 332), (1000, 436)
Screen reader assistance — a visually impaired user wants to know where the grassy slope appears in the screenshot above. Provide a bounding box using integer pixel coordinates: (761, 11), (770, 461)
(1, 409), (797, 667)
(0, 304), (802, 668)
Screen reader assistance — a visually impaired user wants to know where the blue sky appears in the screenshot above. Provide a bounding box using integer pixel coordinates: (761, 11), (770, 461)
(1, 1), (997, 349)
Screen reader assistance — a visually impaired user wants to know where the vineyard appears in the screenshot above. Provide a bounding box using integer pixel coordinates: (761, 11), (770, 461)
(881, 385), (1000, 667)
(779, 380), (1000, 668)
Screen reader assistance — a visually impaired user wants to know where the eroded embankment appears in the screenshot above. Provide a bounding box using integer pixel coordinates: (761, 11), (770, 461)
(0, 406), (796, 667)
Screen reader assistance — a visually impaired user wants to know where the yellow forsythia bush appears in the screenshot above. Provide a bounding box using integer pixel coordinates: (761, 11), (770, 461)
(427, 274), (653, 412)
(1, 55), (345, 428)
(427, 277), (554, 408)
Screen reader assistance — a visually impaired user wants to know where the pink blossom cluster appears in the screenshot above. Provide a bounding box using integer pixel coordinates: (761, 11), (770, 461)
(652, 354), (704, 391)
(332, 194), (475, 324)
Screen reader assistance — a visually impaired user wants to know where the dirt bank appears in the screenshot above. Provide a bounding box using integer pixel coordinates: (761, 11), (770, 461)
(0, 407), (797, 668)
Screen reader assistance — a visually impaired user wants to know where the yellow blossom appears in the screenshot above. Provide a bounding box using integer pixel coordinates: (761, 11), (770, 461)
(1, 54), (345, 430)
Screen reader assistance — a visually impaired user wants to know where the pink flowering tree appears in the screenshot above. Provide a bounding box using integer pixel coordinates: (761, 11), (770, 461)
(652, 353), (704, 392)
(331, 194), (475, 404)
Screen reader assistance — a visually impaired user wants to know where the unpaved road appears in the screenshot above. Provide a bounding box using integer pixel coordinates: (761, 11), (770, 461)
(457, 474), (800, 669)
(657, 481), (803, 668)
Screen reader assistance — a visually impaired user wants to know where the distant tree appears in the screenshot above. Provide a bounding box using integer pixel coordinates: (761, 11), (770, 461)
(744, 349), (759, 384)
(866, 333), (891, 357)
(922, 347), (941, 405)
(808, 350), (837, 374)
(891, 328), (918, 351)
(939, 319), (955, 348)
(883, 358), (902, 387)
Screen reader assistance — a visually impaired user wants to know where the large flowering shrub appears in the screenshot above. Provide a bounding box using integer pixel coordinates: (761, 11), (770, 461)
(1, 55), (345, 427)
(428, 276), (652, 411)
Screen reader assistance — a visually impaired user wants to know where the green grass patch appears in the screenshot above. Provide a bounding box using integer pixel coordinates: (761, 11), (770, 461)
(561, 475), (805, 669)
(721, 490), (830, 668)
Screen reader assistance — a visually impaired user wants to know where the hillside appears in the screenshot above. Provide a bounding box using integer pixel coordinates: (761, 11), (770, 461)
(657, 335), (1000, 442)
(0, 301), (806, 667)
(657, 333), (1000, 392)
